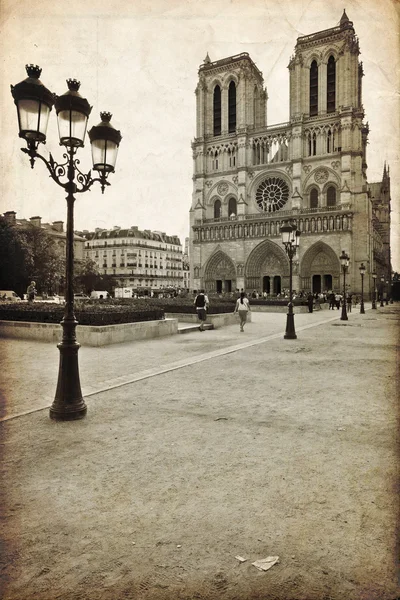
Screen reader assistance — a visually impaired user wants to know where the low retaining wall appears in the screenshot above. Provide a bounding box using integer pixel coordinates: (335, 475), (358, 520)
(165, 312), (252, 328)
(0, 318), (178, 347)
(250, 302), (329, 313)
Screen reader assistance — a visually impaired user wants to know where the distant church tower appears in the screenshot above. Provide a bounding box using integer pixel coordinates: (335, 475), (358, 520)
(189, 12), (391, 296)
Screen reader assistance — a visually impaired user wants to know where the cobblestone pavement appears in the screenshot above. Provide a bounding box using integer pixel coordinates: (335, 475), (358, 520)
(1, 303), (399, 600)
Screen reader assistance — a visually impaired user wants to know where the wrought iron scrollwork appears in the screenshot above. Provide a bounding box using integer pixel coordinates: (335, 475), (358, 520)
(21, 142), (110, 194)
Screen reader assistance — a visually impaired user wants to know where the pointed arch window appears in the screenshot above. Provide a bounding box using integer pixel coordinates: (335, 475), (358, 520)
(309, 60), (318, 116)
(310, 188), (319, 209)
(253, 85), (259, 126)
(327, 129), (332, 153)
(327, 56), (336, 113)
(228, 197), (237, 217)
(214, 199), (221, 219)
(213, 85), (221, 136)
(327, 186), (336, 207)
(228, 81), (236, 133)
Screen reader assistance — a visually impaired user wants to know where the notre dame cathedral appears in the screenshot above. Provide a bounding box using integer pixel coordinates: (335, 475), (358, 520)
(189, 11), (391, 297)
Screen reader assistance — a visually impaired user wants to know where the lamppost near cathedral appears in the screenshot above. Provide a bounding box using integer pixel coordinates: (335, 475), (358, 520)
(339, 250), (349, 321)
(380, 276), (385, 307)
(11, 65), (122, 420)
(280, 222), (301, 339)
(359, 263), (366, 314)
(371, 272), (377, 309)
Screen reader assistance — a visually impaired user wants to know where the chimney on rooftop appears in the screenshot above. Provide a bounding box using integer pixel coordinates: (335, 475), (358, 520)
(30, 216), (42, 228)
(3, 211), (16, 225)
(52, 221), (64, 232)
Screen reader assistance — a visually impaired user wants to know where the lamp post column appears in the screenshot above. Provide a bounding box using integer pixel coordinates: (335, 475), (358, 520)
(50, 158), (86, 420)
(339, 250), (349, 321)
(371, 273), (377, 309)
(359, 263), (365, 314)
(385, 281), (389, 305)
(360, 273), (365, 313)
(380, 277), (385, 307)
(341, 265), (348, 320)
(285, 248), (296, 339)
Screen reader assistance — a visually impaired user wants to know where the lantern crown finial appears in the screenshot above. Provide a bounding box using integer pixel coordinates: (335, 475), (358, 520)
(66, 79), (81, 93)
(25, 64), (42, 79)
(100, 111), (112, 122)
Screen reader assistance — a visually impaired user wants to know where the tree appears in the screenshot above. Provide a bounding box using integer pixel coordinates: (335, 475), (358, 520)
(0, 218), (32, 296)
(74, 258), (100, 294)
(19, 225), (65, 295)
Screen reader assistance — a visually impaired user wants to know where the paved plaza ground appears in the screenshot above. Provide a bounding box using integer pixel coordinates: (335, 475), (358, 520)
(0, 305), (399, 600)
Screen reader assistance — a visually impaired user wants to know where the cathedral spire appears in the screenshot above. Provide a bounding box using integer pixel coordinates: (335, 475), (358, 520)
(340, 9), (350, 26)
(204, 52), (211, 64)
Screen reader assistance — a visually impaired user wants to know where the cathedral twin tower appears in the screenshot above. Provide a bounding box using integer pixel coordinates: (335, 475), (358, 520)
(189, 11), (391, 297)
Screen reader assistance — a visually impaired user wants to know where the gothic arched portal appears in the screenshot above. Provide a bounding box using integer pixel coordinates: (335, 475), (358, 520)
(204, 250), (236, 293)
(300, 241), (340, 292)
(245, 240), (289, 292)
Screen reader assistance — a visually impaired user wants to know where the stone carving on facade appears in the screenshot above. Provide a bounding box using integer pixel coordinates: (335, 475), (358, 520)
(194, 266), (200, 278)
(303, 165), (312, 173)
(237, 263), (244, 276)
(285, 165), (293, 176)
(232, 175), (239, 185)
(261, 255), (284, 272)
(217, 182), (229, 196)
(248, 170), (254, 179)
(331, 160), (340, 169)
(205, 180), (213, 188)
(314, 168), (329, 184)
(341, 180), (351, 192)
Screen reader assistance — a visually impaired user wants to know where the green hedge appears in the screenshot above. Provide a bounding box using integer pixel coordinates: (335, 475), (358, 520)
(0, 302), (164, 326)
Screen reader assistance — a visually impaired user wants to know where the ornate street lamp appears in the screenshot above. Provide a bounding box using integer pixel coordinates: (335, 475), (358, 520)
(385, 281), (389, 305)
(280, 221), (301, 339)
(339, 250), (349, 321)
(11, 65), (122, 420)
(359, 263), (366, 314)
(380, 276), (385, 307)
(371, 272), (377, 309)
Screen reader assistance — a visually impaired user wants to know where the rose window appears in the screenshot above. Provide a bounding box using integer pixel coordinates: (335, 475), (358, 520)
(255, 177), (289, 213)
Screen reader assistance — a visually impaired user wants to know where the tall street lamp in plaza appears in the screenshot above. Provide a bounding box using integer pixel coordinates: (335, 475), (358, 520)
(280, 221), (301, 339)
(380, 276), (385, 307)
(385, 281), (389, 305)
(359, 263), (366, 314)
(339, 250), (349, 321)
(371, 272), (377, 309)
(11, 65), (122, 420)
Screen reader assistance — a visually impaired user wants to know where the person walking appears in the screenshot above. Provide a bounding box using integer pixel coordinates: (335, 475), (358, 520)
(194, 289), (209, 331)
(234, 292), (251, 332)
(26, 281), (37, 302)
(347, 293), (352, 312)
(307, 292), (314, 313)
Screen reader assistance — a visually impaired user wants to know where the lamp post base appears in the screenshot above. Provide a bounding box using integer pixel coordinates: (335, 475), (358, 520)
(360, 301), (365, 314)
(50, 338), (87, 421)
(340, 305), (348, 321)
(284, 305), (297, 339)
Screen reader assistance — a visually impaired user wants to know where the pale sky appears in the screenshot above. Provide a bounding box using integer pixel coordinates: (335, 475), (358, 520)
(1, 0), (399, 268)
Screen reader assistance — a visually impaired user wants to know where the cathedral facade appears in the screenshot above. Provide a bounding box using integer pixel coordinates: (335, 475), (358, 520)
(189, 11), (391, 297)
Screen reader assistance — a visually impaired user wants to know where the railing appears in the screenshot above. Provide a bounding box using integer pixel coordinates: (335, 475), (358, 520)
(193, 211), (353, 242)
(195, 204), (352, 225)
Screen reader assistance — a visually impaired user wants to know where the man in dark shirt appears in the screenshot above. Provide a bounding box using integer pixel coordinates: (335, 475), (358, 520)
(194, 289), (209, 331)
